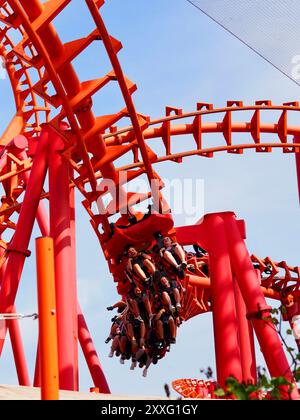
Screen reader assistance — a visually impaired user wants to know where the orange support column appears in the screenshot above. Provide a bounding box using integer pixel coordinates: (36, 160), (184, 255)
(36, 237), (59, 401)
(70, 174), (79, 391)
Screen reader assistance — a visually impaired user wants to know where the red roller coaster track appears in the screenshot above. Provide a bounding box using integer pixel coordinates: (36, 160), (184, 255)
(0, 0), (298, 400)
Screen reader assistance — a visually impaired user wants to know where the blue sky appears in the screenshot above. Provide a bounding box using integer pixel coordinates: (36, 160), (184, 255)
(0, 0), (299, 397)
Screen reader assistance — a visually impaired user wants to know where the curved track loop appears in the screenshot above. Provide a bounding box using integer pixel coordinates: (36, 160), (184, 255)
(103, 102), (300, 170)
(0, 7), (50, 143)
(252, 255), (300, 298)
(0, 0), (162, 231)
(0, 0), (298, 376)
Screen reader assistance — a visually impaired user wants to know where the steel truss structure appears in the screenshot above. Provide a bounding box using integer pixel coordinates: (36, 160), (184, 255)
(0, 0), (298, 399)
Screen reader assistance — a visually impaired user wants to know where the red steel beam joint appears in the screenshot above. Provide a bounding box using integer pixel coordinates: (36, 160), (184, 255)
(48, 126), (78, 391)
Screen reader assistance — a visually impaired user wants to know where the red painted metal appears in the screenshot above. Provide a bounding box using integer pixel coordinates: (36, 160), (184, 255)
(77, 304), (110, 394)
(0, 246), (30, 386)
(0, 129), (49, 355)
(200, 214), (243, 386)
(33, 343), (40, 389)
(36, 236), (59, 400)
(233, 279), (257, 384)
(0, 0), (297, 400)
(222, 212), (298, 399)
(48, 127), (78, 391)
(8, 319), (31, 387)
(176, 214), (299, 398)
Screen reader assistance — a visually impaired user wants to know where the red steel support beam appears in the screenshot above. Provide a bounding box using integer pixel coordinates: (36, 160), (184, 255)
(177, 213), (299, 397)
(31, 176), (106, 393)
(86, 0), (160, 208)
(33, 343), (40, 388)
(48, 127), (78, 391)
(18, 141), (50, 389)
(223, 212), (299, 399)
(233, 279), (257, 384)
(13, 136), (50, 238)
(8, 318), (31, 386)
(188, 214), (243, 386)
(0, 129), (49, 356)
(78, 304), (110, 394)
(0, 244), (30, 387)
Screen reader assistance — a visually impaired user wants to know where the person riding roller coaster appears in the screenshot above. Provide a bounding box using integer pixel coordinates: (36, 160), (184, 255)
(127, 282), (154, 325)
(120, 310), (146, 364)
(154, 233), (187, 279)
(123, 259), (155, 324)
(155, 272), (182, 314)
(193, 244), (208, 258)
(134, 326), (171, 378)
(109, 211), (140, 237)
(107, 313), (126, 358)
(153, 306), (178, 347)
(125, 245), (156, 283)
(105, 234), (186, 375)
(108, 306), (144, 365)
(106, 300), (127, 313)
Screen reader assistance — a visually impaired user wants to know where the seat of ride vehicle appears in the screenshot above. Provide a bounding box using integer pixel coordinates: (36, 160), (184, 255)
(104, 212), (175, 258)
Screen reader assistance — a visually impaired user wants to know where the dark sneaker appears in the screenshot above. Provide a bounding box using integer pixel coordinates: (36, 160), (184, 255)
(154, 271), (161, 282)
(181, 262), (187, 271)
(176, 267), (185, 280)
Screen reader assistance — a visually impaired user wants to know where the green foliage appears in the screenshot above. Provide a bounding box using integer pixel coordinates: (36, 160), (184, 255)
(295, 368), (300, 382)
(214, 388), (225, 397)
(213, 374), (295, 400)
(210, 305), (300, 400)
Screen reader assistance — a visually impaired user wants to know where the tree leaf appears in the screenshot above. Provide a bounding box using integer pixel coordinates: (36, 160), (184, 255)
(214, 388), (226, 397)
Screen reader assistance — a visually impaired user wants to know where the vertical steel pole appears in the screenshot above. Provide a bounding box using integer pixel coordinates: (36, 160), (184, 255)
(0, 246), (30, 386)
(33, 344), (40, 388)
(223, 212), (298, 399)
(233, 279), (257, 384)
(203, 214), (243, 387)
(9, 319), (31, 386)
(0, 129), (49, 356)
(48, 127), (78, 391)
(77, 304), (110, 394)
(13, 136), (50, 239)
(70, 175), (79, 391)
(36, 237), (59, 400)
